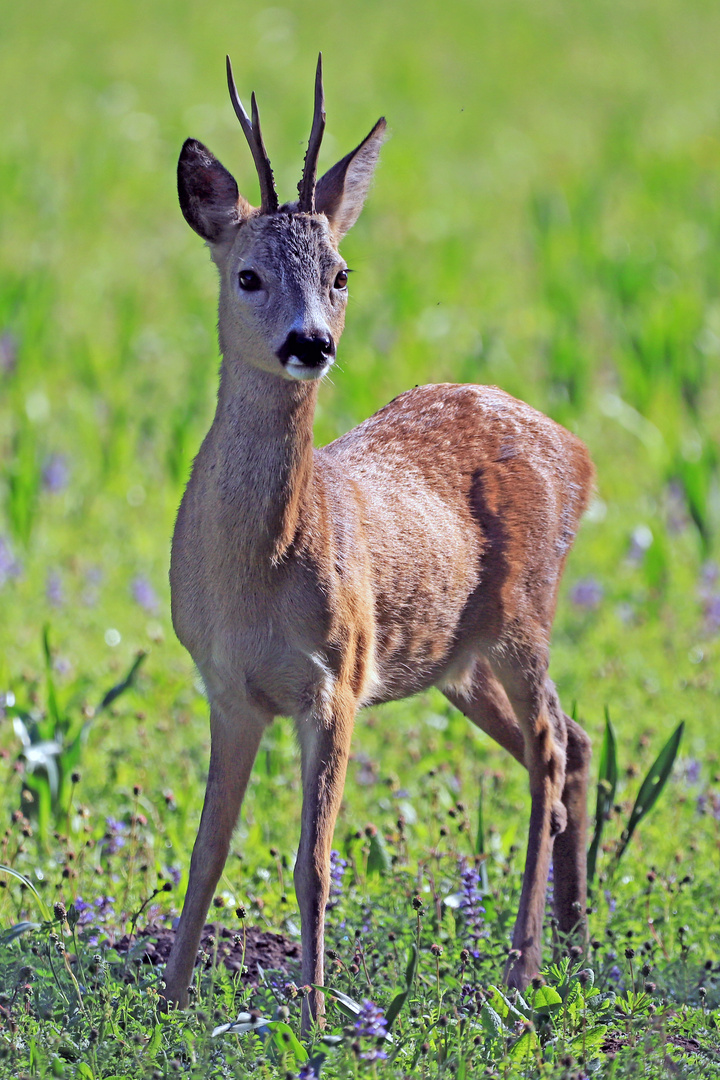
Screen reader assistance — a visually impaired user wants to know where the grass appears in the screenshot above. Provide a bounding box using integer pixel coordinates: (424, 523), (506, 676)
(1, 0), (720, 1075)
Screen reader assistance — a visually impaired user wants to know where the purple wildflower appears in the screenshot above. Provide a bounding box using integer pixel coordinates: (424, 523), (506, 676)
(295, 1062), (316, 1080)
(603, 889), (617, 915)
(102, 817), (128, 856)
(701, 561), (720, 588)
(683, 759), (701, 785)
(73, 894), (116, 945)
(46, 571), (64, 608)
(665, 481), (689, 535)
(704, 595), (720, 635)
(546, 862), (554, 908)
(82, 566), (102, 607)
(354, 999), (389, 1061)
(166, 865), (182, 887)
(0, 332), (17, 375)
(0, 536), (22, 588)
(570, 577), (603, 610)
(458, 857), (486, 957)
(131, 575), (159, 613)
(697, 792), (720, 820)
(42, 454), (69, 493)
(608, 964), (622, 982)
(326, 849), (347, 910)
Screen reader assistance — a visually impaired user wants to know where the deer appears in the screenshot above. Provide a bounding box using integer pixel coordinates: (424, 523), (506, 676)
(161, 55), (595, 1030)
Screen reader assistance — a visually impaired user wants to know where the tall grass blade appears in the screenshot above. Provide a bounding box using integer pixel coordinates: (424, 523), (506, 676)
(475, 780), (489, 892)
(42, 624), (61, 730)
(587, 709), (618, 885)
(613, 721), (684, 868)
(0, 865), (51, 921)
(385, 943), (418, 1030)
(97, 651), (146, 713)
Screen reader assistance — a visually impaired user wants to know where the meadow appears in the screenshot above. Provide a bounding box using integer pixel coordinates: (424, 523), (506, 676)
(1, 0), (720, 1075)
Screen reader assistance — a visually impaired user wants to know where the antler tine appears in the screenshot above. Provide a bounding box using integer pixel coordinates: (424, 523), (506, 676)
(297, 53), (326, 213)
(226, 55), (279, 214)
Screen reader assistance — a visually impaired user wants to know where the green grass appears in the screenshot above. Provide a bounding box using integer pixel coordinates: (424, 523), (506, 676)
(1, 0), (720, 1075)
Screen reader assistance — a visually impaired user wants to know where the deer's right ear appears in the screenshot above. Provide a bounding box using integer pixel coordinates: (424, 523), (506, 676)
(178, 139), (252, 244)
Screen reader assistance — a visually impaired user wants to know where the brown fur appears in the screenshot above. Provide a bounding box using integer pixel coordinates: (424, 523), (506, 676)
(162, 76), (594, 1030)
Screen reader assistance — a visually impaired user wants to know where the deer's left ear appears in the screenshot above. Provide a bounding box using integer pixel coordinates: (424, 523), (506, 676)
(315, 118), (386, 240)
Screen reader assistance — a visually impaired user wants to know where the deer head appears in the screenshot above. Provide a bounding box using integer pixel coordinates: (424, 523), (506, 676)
(177, 56), (386, 383)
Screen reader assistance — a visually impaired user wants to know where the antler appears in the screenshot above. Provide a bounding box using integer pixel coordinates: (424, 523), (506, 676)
(226, 55), (279, 214)
(297, 54), (326, 213)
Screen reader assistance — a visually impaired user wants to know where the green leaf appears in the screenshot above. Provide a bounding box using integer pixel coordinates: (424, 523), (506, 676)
(266, 1021), (309, 1062)
(527, 984), (562, 1013)
(614, 721), (684, 866)
(316, 985), (363, 1018)
(0, 920), (41, 944)
(146, 1024), (162, 1059)
(318, 987), (393, 1043)
(475, 780), (485, 855)
(385, 944), (417, 1029)
(97, 651), (146, 713)
(0, 864), (51, 920)
(508, 1027), (539, 1061)
(475, 782), (489, 892)
(587, 709), (618, 884)
(480, 1004), (506, 1038)
(487, 985), (531, 1022)
(43, 624), (63, 731)
(366, 830), (390, 876)
(570, 1024), (608, 1056)
(212, 1011), (272, 1037)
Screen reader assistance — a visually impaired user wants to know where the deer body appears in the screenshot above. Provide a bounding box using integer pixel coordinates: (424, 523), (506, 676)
(163, 58), (594, 1028)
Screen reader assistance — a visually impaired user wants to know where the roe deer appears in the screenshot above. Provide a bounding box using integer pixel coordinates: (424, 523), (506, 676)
(162, 56), (594, 1028)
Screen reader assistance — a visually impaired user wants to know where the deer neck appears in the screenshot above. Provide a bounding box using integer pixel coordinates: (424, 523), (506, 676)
(210, 361), (318, 564)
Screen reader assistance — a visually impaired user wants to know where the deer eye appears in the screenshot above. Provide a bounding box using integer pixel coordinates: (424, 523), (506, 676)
(334, 269), (349, 290)
(238, 269), (262, 292)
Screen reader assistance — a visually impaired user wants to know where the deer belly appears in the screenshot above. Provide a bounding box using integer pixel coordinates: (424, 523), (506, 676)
(200, 625), (338, 723)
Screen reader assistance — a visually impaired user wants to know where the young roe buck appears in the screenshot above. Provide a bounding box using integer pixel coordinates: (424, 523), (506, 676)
(162, 55), (594, 1026)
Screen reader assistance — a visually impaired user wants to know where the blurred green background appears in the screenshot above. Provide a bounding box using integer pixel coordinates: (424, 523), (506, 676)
(1, 0), (719, 899)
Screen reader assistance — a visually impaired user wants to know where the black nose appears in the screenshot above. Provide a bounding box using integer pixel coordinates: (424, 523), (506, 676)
(277, 330), (335, 368)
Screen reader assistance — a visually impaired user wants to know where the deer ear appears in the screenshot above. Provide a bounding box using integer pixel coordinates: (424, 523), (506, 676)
(315, 118), (386, 240)
(178, 139), (252, 244)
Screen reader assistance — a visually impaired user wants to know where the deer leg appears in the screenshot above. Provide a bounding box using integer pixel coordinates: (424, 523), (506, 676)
(163, 703), (266, 1008)
(443, 656), (526, 766)
(294, 699), (355, 1033)
(492, 664), (568, 991)
(551, 709), (591, 947)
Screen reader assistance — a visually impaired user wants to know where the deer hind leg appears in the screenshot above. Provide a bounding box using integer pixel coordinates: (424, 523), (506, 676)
(443, 656), (526, 766)
(551, 711), (591, 947)
(485, 659), (569, 990)
(445, 661), (589, 980)
(163, 702), (266, 1008)
(294, 694), (356, 1033)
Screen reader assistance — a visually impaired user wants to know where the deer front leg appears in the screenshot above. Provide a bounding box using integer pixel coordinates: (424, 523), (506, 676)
(294, 699), (355, 1033)
(163, 703), (266, 1008)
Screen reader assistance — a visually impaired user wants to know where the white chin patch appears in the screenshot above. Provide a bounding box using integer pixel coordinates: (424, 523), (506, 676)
(283, 356), (332, 382)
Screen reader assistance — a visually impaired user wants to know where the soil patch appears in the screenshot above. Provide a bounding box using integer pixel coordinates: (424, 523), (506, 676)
(115, 921), (301, 983)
